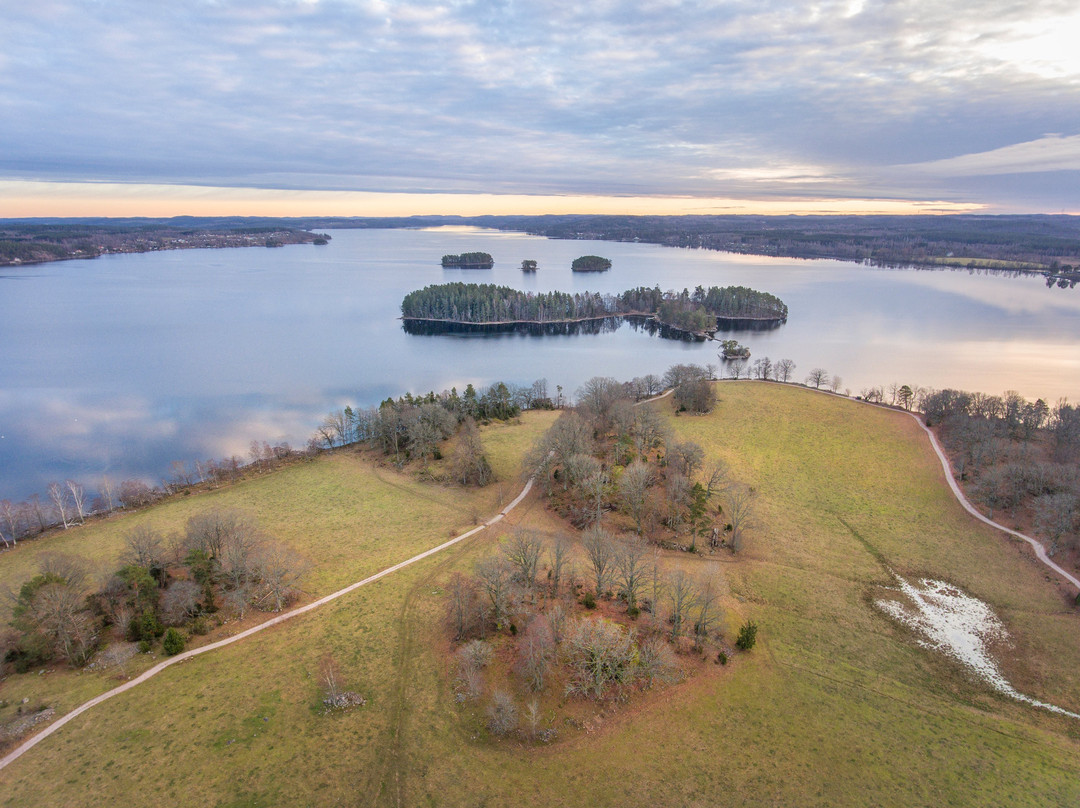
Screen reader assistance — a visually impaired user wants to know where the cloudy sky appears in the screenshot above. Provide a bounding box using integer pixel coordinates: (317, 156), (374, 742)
(3, 0), (1079, 216)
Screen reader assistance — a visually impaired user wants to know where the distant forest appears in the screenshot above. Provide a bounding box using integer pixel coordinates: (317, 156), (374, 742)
(0, 219), (327, 266)
(400, 282), (787, 331)
(5, 214), (1080, 278)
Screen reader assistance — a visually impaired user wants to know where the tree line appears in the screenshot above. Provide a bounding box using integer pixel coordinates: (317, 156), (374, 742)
(400, 282), (787, 327)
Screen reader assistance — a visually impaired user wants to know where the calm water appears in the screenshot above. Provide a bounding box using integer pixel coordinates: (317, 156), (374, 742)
(1, 226), (1078, 501)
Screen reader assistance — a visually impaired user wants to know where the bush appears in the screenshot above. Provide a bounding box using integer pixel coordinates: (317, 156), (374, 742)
(581, 591), (596, 609)
(162, 627), (186, 656)
(486, 690), (518, 736)
(138, 640), (152, 654)
(735, 620), (758, 651)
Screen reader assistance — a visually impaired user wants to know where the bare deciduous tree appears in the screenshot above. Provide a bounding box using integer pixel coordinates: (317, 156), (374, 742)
(516, 615), (554, 691)
(619, 460), (654, 535)
(66, 480), (87, 523)
(667, 569), (697, 641)
(251, 540), (308, 612)
(123, 524), (165, 570)
(669, 441), (705, 479)
(546, 535), (570, 594)
(725, 484), (757, 553)
(775, 358), (796, 383)
(616, 534), (650, 612)
(502, 528), (544, 589)
(806, 368), (829, 389)
(160, 580), (202, 626)
(48, 481), (72, 529)
(565, 616), (637, 699)
(452, 417), (494, 486)
(581, 526), (616, 597)
(475, 556), (513, 629)
(486, 690), (518, 735)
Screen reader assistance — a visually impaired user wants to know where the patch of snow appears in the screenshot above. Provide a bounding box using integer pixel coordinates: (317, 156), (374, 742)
(876, 574), (1080, 720)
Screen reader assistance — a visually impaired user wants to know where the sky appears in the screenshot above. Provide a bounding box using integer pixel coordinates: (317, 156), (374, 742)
(3, 0), (1080, 217)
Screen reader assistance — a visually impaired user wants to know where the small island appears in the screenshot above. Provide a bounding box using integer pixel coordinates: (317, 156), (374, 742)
(571, 254), (612, 272)
(441, 252), (494, 269)
(400, 282), (787, 339)
(521, 259), (538, 272)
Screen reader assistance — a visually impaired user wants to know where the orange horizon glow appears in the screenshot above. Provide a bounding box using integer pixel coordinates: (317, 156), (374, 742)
(0, 180), (996, 218)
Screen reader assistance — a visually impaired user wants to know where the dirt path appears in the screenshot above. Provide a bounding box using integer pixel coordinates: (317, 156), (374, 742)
(908, 412), (1080, 592)
(0, 473), (540, 774)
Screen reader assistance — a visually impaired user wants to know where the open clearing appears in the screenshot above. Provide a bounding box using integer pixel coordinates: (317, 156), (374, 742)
(2, 387), (1079, 807)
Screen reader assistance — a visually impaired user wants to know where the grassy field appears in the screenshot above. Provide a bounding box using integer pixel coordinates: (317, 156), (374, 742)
(0, 412), (558, 739)
(3, 387), (1080, 806)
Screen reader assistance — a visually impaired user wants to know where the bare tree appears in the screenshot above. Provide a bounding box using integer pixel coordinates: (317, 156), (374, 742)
(566, 453), (608, 525)
(546, 535), (570, 594)
(806, 368), (829, 389)
(565, 617), (637, 699)
(669, 441), (705, 479)
(633, 406), (670, 458)
(251, 540), (308, 612)
(638, 635), (682, 689)
(775, 358), (796, 383)
(725, 485), (757, 553)
(619, 460), (654, 534)
(1034, 492), (1077, 555)
(502, 528), (544, 589)
(486, 690), (518, 735)
(0, 499), (19, 546)
(65, 480), (88, 523)
(48, 481), (72, 529)
(581, 526), (617, 598)
(98, 476), (118, 512)
(726, 359), (748, 380)
(321, 652), (343, 703)
(667, 569), (697, 641)
(446, 573), (482, 641)
(515, 615), (554, 691)
(122, 524), (166, 570)
(752, 356), (773, 380)
(160, 580), (202, 625)
(830, 375), (843, 393)
(29, 581), (98, 666)
(452, 417), (494, 486)
(475, 556), (514, 629)
(616, 534), (650, 612)
(693, 564), (726, 647)
(455, 639), (492, 701)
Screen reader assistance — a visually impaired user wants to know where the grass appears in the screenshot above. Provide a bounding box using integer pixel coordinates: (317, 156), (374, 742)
(922, 256), (1047, 270)
(0, 412), (558, 736)
(3, 388), (1080, 806)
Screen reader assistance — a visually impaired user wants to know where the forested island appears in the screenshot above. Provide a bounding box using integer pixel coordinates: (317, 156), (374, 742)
(571, 254), (612, 272)
(0, 218), (329, 266)
(400, 282), (787, 335)
(441, 252), (494, 268)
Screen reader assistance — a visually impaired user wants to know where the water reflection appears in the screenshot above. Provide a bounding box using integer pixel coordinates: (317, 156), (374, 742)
(0, 226), (1078, 502)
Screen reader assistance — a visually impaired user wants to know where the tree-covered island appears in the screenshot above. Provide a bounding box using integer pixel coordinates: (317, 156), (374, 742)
(571, 254), (612, 272)
(401, 282), (787, 334)
(441, 252), (494, 268)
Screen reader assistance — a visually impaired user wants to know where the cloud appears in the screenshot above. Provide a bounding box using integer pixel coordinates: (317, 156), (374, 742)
(1, 0), (1078, 210)
(898, 133), (1080, 177)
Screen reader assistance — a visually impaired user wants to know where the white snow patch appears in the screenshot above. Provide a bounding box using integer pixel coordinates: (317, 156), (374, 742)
(876, 574), (1080, 720)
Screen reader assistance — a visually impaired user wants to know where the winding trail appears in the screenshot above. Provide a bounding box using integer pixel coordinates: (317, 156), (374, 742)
(907, 412), (1080, 591)
(0, 472), (539, 773)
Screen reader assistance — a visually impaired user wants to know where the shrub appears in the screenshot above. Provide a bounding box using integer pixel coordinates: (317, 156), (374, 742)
(735, 620), (758, 651)
(138, 640), (152, 654)
(486, 690), (518, 736)
(581, 591), (596, 609)
(162, 627), (186, 656)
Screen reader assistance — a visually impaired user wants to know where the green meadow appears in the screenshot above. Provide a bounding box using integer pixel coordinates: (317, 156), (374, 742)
(2, 386), (1079, 807)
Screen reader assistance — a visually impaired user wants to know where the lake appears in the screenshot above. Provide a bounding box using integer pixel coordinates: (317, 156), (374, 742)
(1, 226), (1078, 502)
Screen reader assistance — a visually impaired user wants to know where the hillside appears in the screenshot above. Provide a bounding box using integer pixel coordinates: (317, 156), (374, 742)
(2, 387), (1079, 807)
